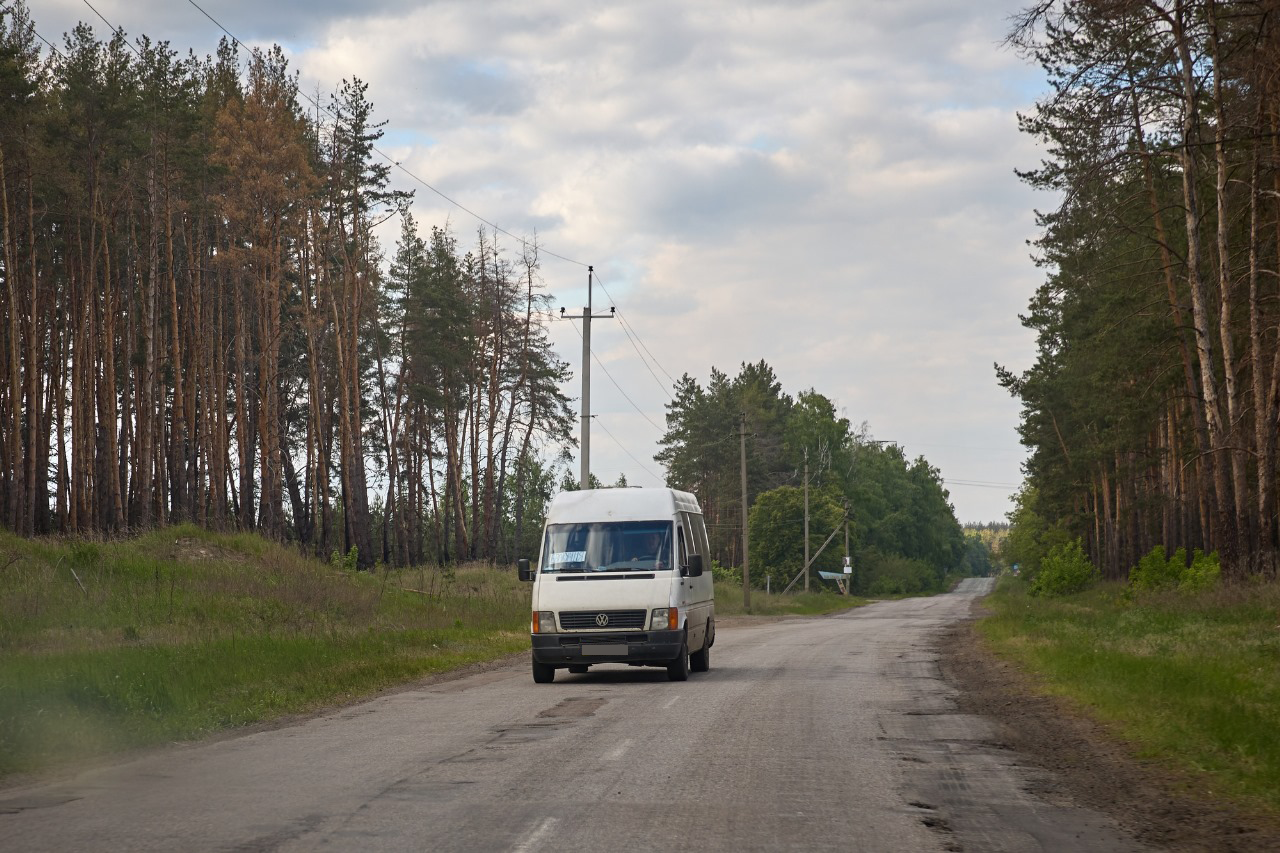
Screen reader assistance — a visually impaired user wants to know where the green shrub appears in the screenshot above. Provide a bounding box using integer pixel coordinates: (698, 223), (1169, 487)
(710, 560), (741, 585)
(1030, 538), (1097, 597)
(1130, 545), (1184, 591)
(1127, 546), (1220, 594)
(1180, 549), (1220, 593)
(864, 553), (937, 595)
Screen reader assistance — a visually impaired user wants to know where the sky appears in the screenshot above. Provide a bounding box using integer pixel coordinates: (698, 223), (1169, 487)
(32, 0), (1050, 524)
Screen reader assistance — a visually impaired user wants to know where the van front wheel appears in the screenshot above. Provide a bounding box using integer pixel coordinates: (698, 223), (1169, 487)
(667, 640), (690, 681)
(532, 659), (555, 683)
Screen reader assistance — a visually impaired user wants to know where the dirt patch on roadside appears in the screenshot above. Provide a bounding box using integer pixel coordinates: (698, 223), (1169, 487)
(937, 608), (1280, 852)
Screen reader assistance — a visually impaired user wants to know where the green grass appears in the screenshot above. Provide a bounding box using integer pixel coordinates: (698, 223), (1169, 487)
(979, 576), (1280, 815)
(712, 580), (868, 616)
(0, 525), (528, 777)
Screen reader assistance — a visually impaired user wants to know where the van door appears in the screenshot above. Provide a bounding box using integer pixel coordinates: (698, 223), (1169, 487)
(677, 513), (708, 652)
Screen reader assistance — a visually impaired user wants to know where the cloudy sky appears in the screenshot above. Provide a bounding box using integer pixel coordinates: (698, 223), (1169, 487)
(34, 0), (1049, 523)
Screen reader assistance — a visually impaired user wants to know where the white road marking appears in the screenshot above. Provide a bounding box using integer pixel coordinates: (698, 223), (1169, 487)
(513, 817), (560, 853)
(663, 696), (681, 709)
(603, 738), (633, 761)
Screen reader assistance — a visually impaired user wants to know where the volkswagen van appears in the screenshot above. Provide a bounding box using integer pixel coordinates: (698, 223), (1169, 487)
(518, 488), (714, 683)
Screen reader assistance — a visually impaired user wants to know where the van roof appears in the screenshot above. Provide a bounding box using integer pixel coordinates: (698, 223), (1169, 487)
(545, 487), (700, 524)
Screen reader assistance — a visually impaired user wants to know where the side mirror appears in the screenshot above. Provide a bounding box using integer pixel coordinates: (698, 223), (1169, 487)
(685, 554), (704, 578)
(517, 558), (533, 582)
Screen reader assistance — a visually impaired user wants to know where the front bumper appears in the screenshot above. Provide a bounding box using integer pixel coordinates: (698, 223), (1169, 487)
(531, 629), (683, 666)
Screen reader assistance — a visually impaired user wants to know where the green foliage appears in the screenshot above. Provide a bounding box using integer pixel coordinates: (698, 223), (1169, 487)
(657, 361), (963, 591)
(1129, 546), (1221, 594)
(329, 546), (359, 572)
(1029, 538), (1097, 597)
(861, 551), (938, 596)
(747, 485), (845, 590)
(558, 469), (604, 492)
(1181, 550), (1221, 593)
(709, 560), (740, 585)
(1129, 546), (1183, 591)
(957, 531), (997, 577)
(1001, 486), (1071, 580)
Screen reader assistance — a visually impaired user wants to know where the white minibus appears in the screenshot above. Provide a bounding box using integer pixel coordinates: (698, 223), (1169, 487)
(518, 488), (715, 683)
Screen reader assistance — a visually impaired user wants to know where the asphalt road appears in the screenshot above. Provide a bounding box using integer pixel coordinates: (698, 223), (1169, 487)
(2, 578), (1149, 852)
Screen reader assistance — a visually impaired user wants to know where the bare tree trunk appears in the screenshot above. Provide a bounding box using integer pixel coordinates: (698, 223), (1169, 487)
(1207, 1), (1251, 570)
(1171, 0), (1237, 576)
(0, 145), (24, 533)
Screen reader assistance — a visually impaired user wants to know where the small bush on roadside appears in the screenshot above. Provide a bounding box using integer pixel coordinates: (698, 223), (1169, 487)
(329, 546), (359, 572)
(1179, 549), (1220, 593)
(1127, 546), (1220, 594)
(1130, 545), (1183, 591)
(710, 560), (740, 585)
(1030, 538), (1097, 597)
(865, 553), (938, 595)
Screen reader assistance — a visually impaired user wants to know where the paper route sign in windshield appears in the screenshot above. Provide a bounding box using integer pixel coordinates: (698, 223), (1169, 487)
(549, 551), (587, 564)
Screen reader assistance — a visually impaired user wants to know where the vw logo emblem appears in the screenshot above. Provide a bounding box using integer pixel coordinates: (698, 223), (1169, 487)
(595, 613), (609, 627)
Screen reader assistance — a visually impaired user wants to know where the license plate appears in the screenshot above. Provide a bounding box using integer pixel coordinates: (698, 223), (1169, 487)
(582, 644), (628, 656)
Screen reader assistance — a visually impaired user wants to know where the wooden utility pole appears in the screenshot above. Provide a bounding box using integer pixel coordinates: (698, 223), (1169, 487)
(740, 412), (750, 611)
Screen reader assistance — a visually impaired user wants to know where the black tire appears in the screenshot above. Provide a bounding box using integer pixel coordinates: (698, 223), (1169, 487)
(532, 659), (555, 683)
(690, 638), (710, 673)
(667, 640), (690, 681)
(567, 664), (589, 674)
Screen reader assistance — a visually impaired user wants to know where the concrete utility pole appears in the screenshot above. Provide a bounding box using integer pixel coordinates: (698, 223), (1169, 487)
(561, 266), (613, 489)
(803, 454), (809, 592)
(844, 508), (851, 596)
(740, 412), (750, 611)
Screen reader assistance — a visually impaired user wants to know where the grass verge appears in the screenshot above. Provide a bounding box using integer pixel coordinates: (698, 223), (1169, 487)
(978, 576), (1280, 815)
(712, 580), (868, 616)
(0, 525), (528, 779)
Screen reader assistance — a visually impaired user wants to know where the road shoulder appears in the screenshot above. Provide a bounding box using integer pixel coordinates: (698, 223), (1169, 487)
(937, 607), (1280, 852)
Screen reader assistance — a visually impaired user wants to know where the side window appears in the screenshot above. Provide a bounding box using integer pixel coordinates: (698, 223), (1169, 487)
(676, 526), (687, 567)
(692, 515), (710, 560)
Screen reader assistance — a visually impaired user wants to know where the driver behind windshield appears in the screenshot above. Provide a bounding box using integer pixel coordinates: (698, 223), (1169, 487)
(630, 532), (667, 570)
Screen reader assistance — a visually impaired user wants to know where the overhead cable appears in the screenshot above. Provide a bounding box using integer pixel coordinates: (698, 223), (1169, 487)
(593, 416), (662, 482)
(182, 0), (589, 269)
(79, 0), (142, 55)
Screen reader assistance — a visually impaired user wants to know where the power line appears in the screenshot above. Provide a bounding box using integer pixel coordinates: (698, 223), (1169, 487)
(181, 0), (691, 412)
(564, 316), (661, 431)
(613, 308), (673, 402)
(593, 416), (661, 482)
(29, 25), (64, 58)
(134, 0), (678, 445)
(592, 270), (678, 387)
(79, 0), (141, 56)
(942, 479), (1020, 490)
(182, 0), (589, 270)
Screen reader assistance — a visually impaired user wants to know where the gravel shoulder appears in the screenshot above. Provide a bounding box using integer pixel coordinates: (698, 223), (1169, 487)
(937, 605), (1280, 852)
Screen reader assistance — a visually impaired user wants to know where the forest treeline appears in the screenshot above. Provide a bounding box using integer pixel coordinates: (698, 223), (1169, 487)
(0, 6), (574, 567)
(656, 362), (967, 593)
(1001, 0), (1280, 580)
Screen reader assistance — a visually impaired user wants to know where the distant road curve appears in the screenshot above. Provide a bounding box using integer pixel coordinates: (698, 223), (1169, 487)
(2, 576), (1147, 851)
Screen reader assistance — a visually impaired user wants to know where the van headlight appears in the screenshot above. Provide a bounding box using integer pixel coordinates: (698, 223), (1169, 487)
(533, 611), (556, 633)
(652, 607), (677, 631)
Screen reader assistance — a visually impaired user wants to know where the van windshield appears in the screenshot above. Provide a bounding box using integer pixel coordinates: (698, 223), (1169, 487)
(540, 521), (673, 573)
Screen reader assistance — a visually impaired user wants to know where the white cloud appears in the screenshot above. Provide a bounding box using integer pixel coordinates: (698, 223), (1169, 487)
(31, 0), (1049, 521)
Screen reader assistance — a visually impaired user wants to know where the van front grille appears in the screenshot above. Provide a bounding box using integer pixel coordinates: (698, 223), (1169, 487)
(558, 610), (646, 630)
(563, 634), (647, 645)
